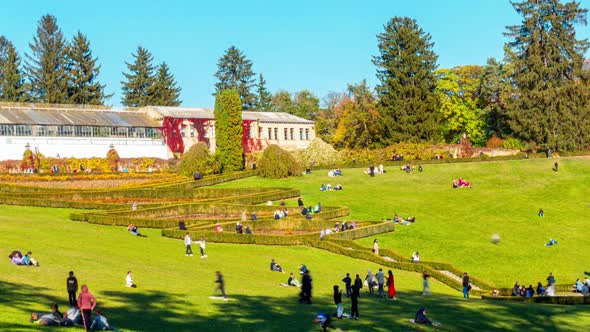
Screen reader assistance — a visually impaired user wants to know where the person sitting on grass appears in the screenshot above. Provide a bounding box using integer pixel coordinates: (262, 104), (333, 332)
(537, 282), (546, 296)
(545, 239), (558, 247)
(525, 285), (535, 298)
(90, 309), (122, 331)
(245, 226), (252, 234)
(334, 184), (343, 190)
(9, 250), (23, 265)
(326, 183), (333, 191)
(21, 251), (40, 267)
(320, 184), (327, 192)
(314, 203), (322, 213)
(538, 208), (544, 217)
(512, 282), (520, 296)
(126, 271), (137, 288)
(414, 307), (440, 326)
(288, 273), (301, 287)
(62, 306), (82, 326)
(575, 279), (584, 293)
(127, 224), (145, 237)
(458, 178), (471, 188)
(270, 259), (284, 273)
(30, 303), (63, 326)
(301, 207), (308, 216)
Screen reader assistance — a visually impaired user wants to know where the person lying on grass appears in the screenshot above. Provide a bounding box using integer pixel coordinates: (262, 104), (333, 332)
(30, 303), (62, 326)
(21, 251), (40, 266)
(90, 309), (123, 331)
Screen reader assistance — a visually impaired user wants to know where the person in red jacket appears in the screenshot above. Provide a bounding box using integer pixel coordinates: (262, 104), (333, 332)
(387, 270), (397, 300)
(77, 285), (97, 331)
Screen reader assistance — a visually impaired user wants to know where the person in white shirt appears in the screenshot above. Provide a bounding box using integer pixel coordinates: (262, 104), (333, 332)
(126, 271), (136, 288)
(184, 233), (193, 256)
(196, 238), (207, 258)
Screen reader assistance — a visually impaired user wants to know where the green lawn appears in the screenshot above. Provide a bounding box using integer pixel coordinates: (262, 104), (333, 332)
(0, 206), (588, 331)
(215, 158), (590, 287)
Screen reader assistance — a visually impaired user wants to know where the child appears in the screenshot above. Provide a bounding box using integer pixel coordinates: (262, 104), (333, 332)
(126, 271), (137, 288)
(215, 271), (227, 300)
(333, 285), (343, 319)
(196, 238), (207, 258)
(313, 312), (331, 332)
(67, 271), (79, 307)
(184, 233), (193, 256)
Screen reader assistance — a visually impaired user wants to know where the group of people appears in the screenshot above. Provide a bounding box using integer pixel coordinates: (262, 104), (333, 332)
(364, 164), (385, 177)
(327, 169), (342, 177)
(127, 224), (145, 237)
(183, 233), (207, 258)
(574, 277), (590, 296)
(274, 208), (289, 219)
(392, 214), (416, 225)
(452, 178), (471, 188)
(319, 183), (343, 191)
(401, 164), (423, 173)
(8, 250), (39, 266)
(320, 221), (356, 240)
(235, 222), (252, 235)
(301, 203), (322, 220)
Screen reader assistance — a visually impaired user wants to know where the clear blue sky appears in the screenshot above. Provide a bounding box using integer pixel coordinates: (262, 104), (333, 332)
(2, 0), (590, 107)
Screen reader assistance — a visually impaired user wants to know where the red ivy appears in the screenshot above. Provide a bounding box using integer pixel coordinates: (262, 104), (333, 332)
(162, 117), (185, 154)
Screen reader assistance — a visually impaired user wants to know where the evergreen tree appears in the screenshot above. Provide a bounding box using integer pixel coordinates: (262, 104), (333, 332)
(214, 46), (257, 110)
(478, 58), (511, 138)
(25, 14), (69, 103)
(504, 0), (590, 150)
(0, 37), (27, 102)
(150, 62), (182, 106)
(121, 46), (156, 107)
(373, 17), (440, 143)
(214, 89), (244, 172)
(67, 31), (109, 105)
(256, 74), (272, 112)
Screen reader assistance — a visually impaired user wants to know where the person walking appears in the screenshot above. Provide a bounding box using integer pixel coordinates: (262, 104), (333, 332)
(350, 284), (360, 320)
(215, 271), (227, 300)
(300, 270), (313, 304)
(422, 272), (432, 296)
(387, 270), (397, 300)
(366, 269), (375, 295)
(354, 274), (363, 296)
(373, 239), (379, 255)
(333, 285), (343, 319)
(184, 233), (193, 256)
(462, 272), (471, 298)
(376, 268), (385, 298)
(197, 238), (207, 258)
(77, 285), (97, 332)
(342, 273), (352, 298)
(66, 271), (78, 307)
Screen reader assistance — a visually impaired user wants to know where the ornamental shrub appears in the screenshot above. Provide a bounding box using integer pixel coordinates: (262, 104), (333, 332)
(485, 134), (504, 149)
(177, 142), (219, 177)
(502, 137), (525, 150)
(20, 148), (35, 170)
(107, 148), (120, 171)
(257, 145), (303, 178)
(292, 138), (341, 167)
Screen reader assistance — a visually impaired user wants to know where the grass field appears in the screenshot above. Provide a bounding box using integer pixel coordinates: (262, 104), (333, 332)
(216, 158), (590, 287)
(1, 158), (590, 331)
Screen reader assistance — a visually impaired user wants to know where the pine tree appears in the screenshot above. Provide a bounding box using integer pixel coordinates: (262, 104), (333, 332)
(214, 46), (257, 110)
(478, 58), (511, 138)
(373, 17), (440, 143)
(0, 37), (27, 102)
(25, 14), (69, 103)
(256, 74), (272, 112)
(150, 62), (182, 106)
(214, 89), (244, 172)
(504, 0), (590, 150)
(67, 31), (110, 105)
(121, 46), (156, 107)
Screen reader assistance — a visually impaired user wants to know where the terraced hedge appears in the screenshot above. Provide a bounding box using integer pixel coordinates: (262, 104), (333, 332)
(482, 295), (590, 305)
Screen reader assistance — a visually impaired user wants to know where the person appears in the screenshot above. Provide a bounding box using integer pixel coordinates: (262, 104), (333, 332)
(30, 303), (63, 326)
(462, 273), (470, 298)
(369, 165), (375, 177)
(350, 284), (360, 320)
(214, 223), (223, 233)
(184, 233), (193, 256)
(412, 252), (420, 263)
(245, 226), (252, 234)
(519, 285), (526, 297)
(215, 271), (227, 300)
(298, 197), (304, 207)
(131, 201), (137, 211)
(414, 307), (432, 325)
(422, 272), (432, 296)
(67, 271), (79, 307)
(373, 239), (379, 255)
(365, 269), (375, 295)
(547, 273), (556, 286)
(306, 212), (312, 220)
(77, 285), (97, 331)
(300, 270), (312, 304)
(333, 285), (343, 319)
(320, 184), (327, 192)
(376, 268), (385, 298)
(354, 274), (363, 295)
(512, 282), (520, 296)
(63, 306), (82, 326)
(393, 214), (400, 223)
(492, 289), (499, 297)
(313, 312), (331, 332)
(288, 273), (301, 287)
(241, 210), (247, 221)
(379, 164), (384, 175)
(319, 229), (325, 240)
(545, 239), (558, 246)
(525, 285), (535, 297)
(387, 270), (396, 300)
(537, 282), (546, 296)
(301, 207), (308, 215)
(582, 283), (590, 297)
(342, 273), (352, 298)
(196, 238), (207, 258)
(299, 264), (308, 275)
(554, 161), (559, 173)
(575, 278), (584, 293)
(418, 164), (423, 173)
(90, 309), (120, 331)
(236, 222), (243, 234)
(315, 202), (322, 213)
(126, 271), (137, 288)
(538, 208), (544, 217)
(334, 183), (342, 190)
(128, 224), (144, 237)
(250, 212), (258, 220)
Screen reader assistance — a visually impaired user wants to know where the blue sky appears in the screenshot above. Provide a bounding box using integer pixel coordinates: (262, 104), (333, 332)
(2, 0), (590, 107)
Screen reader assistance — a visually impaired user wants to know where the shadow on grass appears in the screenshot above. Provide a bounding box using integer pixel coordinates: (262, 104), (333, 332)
(1, 280), (587, 332)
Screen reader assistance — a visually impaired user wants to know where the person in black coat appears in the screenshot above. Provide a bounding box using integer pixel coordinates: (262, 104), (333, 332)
(342, 273), (352, 297)
(354, 274), (363, 297)
(66, 271), (78, 307)
(350, 285), (360, 320)
(297, 197), (304, 207)
(300, 270), (313, 304)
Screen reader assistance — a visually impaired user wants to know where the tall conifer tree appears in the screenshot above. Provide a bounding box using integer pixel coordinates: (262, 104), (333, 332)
(25, 14), (69, 103)
(121, 46), (155, 107)
(67, 31), (109, 105)
(504, 0), (590, 150)
(0, 37), (27, 102)
(373, 17), (440, 143)
(214, 89), (244, 172)
(150, 62), (182, 106)
(256, 74), (272, 112)
(214, 46), (257, 110)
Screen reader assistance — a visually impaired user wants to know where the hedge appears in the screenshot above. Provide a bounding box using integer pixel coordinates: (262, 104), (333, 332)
(0, 195), (131, 210)
(162, 229), (318, 245)
(326, 222), (394, 240)
(482, 295), (590, 305)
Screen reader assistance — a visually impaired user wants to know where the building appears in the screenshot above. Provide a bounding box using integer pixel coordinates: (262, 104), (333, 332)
(0, 103), (315, 161)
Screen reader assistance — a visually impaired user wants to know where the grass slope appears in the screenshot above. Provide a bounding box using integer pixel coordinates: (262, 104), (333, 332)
(1, 205), (590, 331)
(215, 158), (590, 287)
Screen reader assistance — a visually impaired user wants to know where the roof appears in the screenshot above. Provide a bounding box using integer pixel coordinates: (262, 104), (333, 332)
(144, 106), (314, 124)
(0, 105), (159, 127)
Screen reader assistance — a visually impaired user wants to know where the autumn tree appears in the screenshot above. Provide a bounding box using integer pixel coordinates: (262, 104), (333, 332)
(315, 91), (344, 142)
(373, 16), (440, 143)
(214, 46), (257, 110)
(504, 0), (590, 150)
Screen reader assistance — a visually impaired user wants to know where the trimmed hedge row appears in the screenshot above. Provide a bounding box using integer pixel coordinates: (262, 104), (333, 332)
(0, 195), (131, 210)
(493, 284), (575, 297)
(162, 229), (318, 245)
(326, 222), (394, 240)
(482, 295), (590, 305)
(190, 171), (256, 188)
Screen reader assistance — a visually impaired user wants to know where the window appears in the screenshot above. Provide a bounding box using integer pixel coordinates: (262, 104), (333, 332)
(268, 128), (272, 139)
(284, 128), (288, 140)
(34, 125), (47, 136)
(248, 125), (255, 138)
(258, 127), (263, 139)
(299, 128), (303, 140)
(274, 128), (278, 140)
(15, 125), (32, 136)
(290, 128), (294, 140)
(0, 124), (14, 136)
(58, 125), (74, 137)
(181, 125), (186, 137)
(189, 124), (195, 137)
(305, 128), (309, 140)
